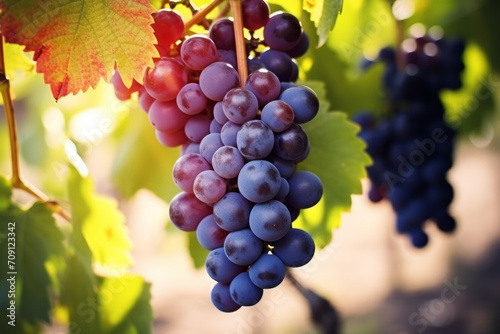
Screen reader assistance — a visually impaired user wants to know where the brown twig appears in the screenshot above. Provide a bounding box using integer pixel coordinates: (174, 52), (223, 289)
(183, 0), (225, 34)
(0, 37), (71, 222)
(229, 0), (248, 86)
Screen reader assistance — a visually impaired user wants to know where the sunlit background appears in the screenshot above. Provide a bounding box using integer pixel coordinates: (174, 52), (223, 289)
(1, 0), (500, 333)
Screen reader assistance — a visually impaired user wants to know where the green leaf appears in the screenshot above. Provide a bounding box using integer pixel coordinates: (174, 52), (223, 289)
(68, 169), (132, 270)
(303, 0), (343, 47)
(295, 81), (371, 247)
(112, 107), (180, 202)
(61, 253), (101, 334)
(0, 202), (65, 325)
(187, 232), (208, 269)
(99, 275), (153, 334)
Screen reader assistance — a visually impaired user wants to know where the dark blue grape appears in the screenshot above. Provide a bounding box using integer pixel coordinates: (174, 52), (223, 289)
(273, 228), (315, 267)
(249, 253), (286, 289)
(230, 272), (263, 306)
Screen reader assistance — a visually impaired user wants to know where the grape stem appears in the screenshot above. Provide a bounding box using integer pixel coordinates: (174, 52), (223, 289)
(183, 0), (225, 34)
(0, 37), (71, 222)
(286, 269), (341, 334)
(229, 0), (248, 86)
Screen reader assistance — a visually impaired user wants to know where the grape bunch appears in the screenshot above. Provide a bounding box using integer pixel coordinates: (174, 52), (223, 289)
(356, 26), (465, 248)
(111, 0), (323, 312)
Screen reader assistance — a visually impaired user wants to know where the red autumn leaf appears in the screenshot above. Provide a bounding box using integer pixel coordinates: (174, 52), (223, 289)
(0, 0), (158, 100)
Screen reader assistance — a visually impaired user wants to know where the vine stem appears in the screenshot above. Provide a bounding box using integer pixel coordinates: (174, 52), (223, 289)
(229, 0), (248, 86)
(183, 0), (225, 34)
(0, 37), (71, 222)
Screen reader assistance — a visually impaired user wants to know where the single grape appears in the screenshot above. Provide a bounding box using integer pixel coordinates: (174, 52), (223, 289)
(261, 100), (294, 132)
(211, 283), (241, 312)
(213, 192), (253, 231)
(263, 12), (302, 51)
(181, 141), (200, 155)
(260, 49), (295, 82)
(273, 123), (309, 161)
(247, 57), (266, 73)
(111, 70), (141, 101)
(193, 170), (227, 204)
(214, 101), (229, 124)
(184, 114), (211, 143)
(279, 86), (319, 123)
(138, 89), (155, 113)
(244, 69), (281, 108)
(248, 253), (285, 289)
(220, 121), (242, 147)
(236, 120), (274, 160)
(275, 177), (289, 202)
(242, 0), (270, 31)
(209, 119), (223, 134)
(238, 160), (281, 203)
(224, 228), (264, 265)
(206, 248), (246, 283)
(176, 83), (207, 115)
(230, 272), (263, 306)
(266, 154), (295, 178)
(212, 146), (245, 179)
(172, 153), (211, 192)
(169, 192), (213, 231)
(196, 214), (229, 250)
(144, 57), (188, 101)
(286, 171), (323, 209)
(222, 88), (259, 124)
(286, 31), (309, 58)
(409, 229), (429, 248)
(272, 228), (315, 267)
(200, 62), (240, 101)
(200, 133), (224, 163)
(152, 9), (184, 47)
(149, 100), (190, 133)
(155, 128), (188, 147)
(217, 49), (238, 69)
(249, 200), (291, 242)
(180, 34), (218, 71)
(209, 18), (236, 50)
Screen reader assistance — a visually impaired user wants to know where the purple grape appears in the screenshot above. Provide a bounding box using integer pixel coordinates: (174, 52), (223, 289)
(210, 119), (223, 133)
(213, 192), (252, 231)
(263, 12), (302, 51)
(238, 160), (281, 203)
(260, 49), (295, 82)
(261, 100), (294, 132)
(224, 228), (264, 265)
(185, 114), (211, 143)
(273, 123), (309, 161)
(172, 153), (211, 192)
(211, 283), (241, 312)
(272, 228), (315, 267)
(230, 272), (263, 306)
(249, 200), (291, 242)
(200, 133), (224, 163)
(176, 83), (207, 115)
(244, 69), (281, 108)
(196, 214), (230, 250)
(200, 62), (240, 101)
(279, 86), (319, 123)
(206, 248), (246, 283)
(193, 170), (227, 204)
(236, 120), (274, 160)
(286, 171), (323, 209)
(212, 146), (245, 179)
(248, 253), (285, 289)
(220, 121), (242, 147)
(169, 192), (213, 231)
(222, 88), (259, 124)
(209, 18), (236, 50)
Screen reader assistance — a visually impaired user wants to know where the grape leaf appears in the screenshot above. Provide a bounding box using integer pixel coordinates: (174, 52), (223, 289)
(111, 106), (180, 202)
(303, 0), (343, 47)
(68, 169), (132, 270)
(0, 202), (65, 325)
(61, 253), (101, 334)
(99, 275), (153, 334)
(0, 0), (157, 100)
(296, 81), (371, 247)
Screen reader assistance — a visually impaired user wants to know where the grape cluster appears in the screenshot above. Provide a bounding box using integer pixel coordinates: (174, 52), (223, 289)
(112, 1), (323, 312)
(356, 27), (465, 248)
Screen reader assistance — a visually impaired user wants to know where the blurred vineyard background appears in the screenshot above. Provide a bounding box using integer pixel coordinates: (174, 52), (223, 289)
(1, 0), (500, 333)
